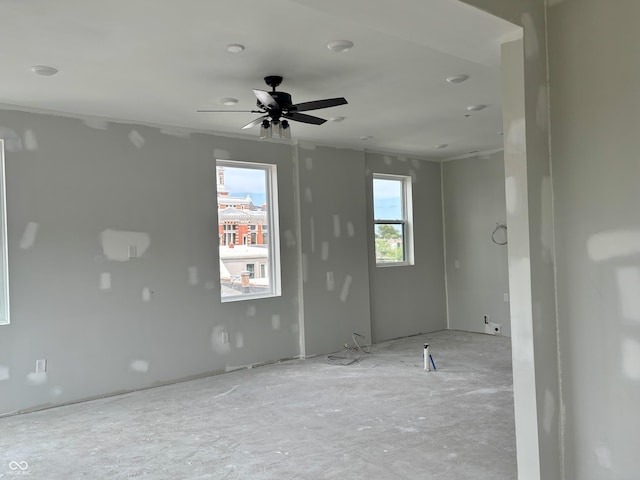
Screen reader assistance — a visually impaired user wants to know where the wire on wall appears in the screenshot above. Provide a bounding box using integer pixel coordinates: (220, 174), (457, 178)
(491, 222), (508, 245)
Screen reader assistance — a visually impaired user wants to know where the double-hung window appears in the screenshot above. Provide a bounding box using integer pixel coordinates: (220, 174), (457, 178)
(216, 160), (281, 301)
(373, 174), (413, 266)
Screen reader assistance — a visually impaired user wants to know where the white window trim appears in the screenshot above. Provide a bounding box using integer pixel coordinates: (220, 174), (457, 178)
(216, 159), (281, 302)
(0, 140), (9, 325)
(373, 173), (414, 267)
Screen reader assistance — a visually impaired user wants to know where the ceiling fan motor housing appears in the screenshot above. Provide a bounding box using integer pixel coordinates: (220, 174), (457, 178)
(256, 91), (292, 112)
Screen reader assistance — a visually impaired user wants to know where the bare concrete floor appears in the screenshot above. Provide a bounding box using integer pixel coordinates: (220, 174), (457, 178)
(0, 330), (516, 479)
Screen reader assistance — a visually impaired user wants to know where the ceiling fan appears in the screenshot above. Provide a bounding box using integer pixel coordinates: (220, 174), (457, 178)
(197, 75), (347, 137)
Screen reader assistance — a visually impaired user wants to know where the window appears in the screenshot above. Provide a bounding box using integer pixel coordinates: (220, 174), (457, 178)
(373, 174), (413, 266)
(0, 140), (8, 325)
(216, 160), (281, 301)
(245, 263), (255, 278)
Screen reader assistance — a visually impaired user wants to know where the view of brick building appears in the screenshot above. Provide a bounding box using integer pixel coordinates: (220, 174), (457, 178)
(216, 166), (271, 297)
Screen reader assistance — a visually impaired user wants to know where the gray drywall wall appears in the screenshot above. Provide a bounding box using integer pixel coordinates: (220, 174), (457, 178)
(0, 109), (303, 414)
(365, 153), (447, 343)
(548, 1), (640, 477)
(459, 2), (561, 479)
(442, 152), (510, 336)
(297, 145), (372, 356)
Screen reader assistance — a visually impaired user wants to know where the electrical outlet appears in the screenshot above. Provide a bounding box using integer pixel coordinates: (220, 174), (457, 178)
(221, 331), (229, 344)
(35, 358), (47, 373)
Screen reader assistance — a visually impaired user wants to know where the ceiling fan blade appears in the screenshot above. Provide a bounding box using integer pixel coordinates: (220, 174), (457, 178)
(197, 109), (261, 113)
(253, 89), (279, 109)
(290, 97), (348, 112)
(284, 112), (327, 125)
(241, 115), (268, 130)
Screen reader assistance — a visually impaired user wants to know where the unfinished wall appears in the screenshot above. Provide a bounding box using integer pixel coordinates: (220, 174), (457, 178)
(459, 1), (560, 479)
(297, 144), (372, 356)
(0, 109), (304, 415)
(365, 153), (447, 343)
(547, 1), (640, 478)
(443, 152), (510, 336)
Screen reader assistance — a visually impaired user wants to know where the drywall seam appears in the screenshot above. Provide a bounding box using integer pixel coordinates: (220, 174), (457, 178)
(292, 142), (306, 358)
(542, 2), (565, 477)
(441, 162), (451, 330)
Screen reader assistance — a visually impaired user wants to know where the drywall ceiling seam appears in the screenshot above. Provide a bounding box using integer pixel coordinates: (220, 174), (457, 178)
(440, 161), (451, 330)
(542, 1), (565, 477)
(291, 140), (306, 358)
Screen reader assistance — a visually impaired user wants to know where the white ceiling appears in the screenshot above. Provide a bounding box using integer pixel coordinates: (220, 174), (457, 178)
(0, 0), (519, 160)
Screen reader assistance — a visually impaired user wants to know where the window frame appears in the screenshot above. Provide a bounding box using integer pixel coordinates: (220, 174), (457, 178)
(216, 159), (281, 302)
(372, 173), (414, 267)
(0, 140), (9, 325)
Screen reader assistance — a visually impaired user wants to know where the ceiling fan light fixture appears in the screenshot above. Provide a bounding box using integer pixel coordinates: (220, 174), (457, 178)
(219, 97), (239, 106)
(446, 74), (469, 84)
(466, 104), (487, 112)
(260, 120), (272, 139)
(31, 65), (58, 76)
(225, 43), (245, 54)
(329, 116), (346, 122)
(327, 40), (354, 53)
(435, 144), (448, 149)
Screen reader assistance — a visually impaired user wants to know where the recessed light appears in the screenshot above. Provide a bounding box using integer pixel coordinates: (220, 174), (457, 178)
(468, 150), (479, 154)
(329, 116), (346, 122)
(219, 97), (239, 106)
(446, 74), (469, 84)
(327, 40), (354, 53)
(466, 105), (487, 112)
(226, 43), (245, 53)
(435, 144), (448, 149)
(498, 131), (504, 136)
(31, 65), (58, 76)
(360, 135), (373, 140)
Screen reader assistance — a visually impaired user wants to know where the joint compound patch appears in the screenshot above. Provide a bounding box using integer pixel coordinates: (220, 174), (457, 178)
(321, 241), (329, 261)
(99, 272), (112, 291)
(271, 314), (281, 330)
(100, 230), (150, 262)
(213, 149), (230, 159)
(26, 372), (47, 386)
(83, 118), (109, 130)
(188, 266), (199, 286)
(129, 360), (149, 373)
(305, 157), (313, 170)
(346, 222), (355, 238)
(621, 338), (640, 380)
(333, 215), (341, 238)
(142, 287), (152, 302)
(0, 365), (9, 381)
(304, 187), (313, 203)
(160, 128), (191, 139)
(616, 267), (640, 323)
(128, 130), (145, 148)
(310, 217), (316, 253)
(19, 222), (39, 250)
(211, 326), (231, 354)
(246, 305), (256, 317)
(588, 230), (640, 262)
(49, 386), (63, 397)
(235, 333), (244, 348)
(284, 230), (296, 247)
(302, 253), (309, 283)
(23, 129), (38, 151)
(339, 275), (353, 302)
(0, 127), (23, 151)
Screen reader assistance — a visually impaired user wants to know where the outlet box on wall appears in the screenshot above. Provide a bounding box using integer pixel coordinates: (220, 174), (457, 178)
(485, 322), (502, 336)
